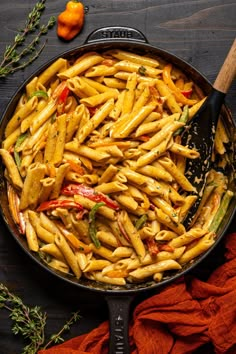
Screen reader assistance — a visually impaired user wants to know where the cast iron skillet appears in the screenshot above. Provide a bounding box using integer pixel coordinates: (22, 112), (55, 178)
(0, 27), (235, 354)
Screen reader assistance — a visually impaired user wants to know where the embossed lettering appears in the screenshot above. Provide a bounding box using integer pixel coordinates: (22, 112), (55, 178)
(114, 315), (125, 354)
(101, 30), (133, 38)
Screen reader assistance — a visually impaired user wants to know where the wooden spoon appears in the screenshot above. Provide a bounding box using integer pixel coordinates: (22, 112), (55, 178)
(182, 38), (236, 228)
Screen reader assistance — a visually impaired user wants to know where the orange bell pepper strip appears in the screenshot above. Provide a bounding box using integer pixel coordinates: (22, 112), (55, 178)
(63, 232), (91, 253)
(57, 1), (84, 41)
(162, 64), (197, 106)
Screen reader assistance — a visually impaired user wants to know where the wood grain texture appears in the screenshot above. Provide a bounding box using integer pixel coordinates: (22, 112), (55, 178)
(0, 1), (235, 353)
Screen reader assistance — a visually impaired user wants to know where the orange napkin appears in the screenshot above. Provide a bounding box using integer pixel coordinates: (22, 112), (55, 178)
(39, 233), (236, 354)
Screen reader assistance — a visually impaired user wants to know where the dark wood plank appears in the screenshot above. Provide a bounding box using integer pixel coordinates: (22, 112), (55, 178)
(0, 1), (235, 353)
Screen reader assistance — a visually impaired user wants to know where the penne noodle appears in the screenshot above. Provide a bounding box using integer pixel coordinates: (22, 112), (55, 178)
(119, 210), (146, 259)
(96, 230), (119, 248)
(48, 259), (69, 274)
(85, 64), (117, 77)
(67, 76), (99, 97)
(114, 193), (139, 211)
(114, 60), (162, 78)
(38, 58), (68, 85)
(24, 214), (39, 252)
(135, 133), (173, 168)
(2, 127), (22, 151)
(50, 163), (70, 199)
(104, 77), (126, 89)
(28, 210), (55, 244)
(95, 181), (128, 194)
(84, 259), (111, 272)
(109, 49), (160, 67)
(0, 149), (23, 190)
(178, 233), (215, 264)
(156, 79), (182, 113)
(112, 102), (156, 139)
(20, 162), (46, 210)
(139, 115), (182, 150)
(169, 142), (200, 159)
(21, 99), (48, 133)
(5, 97), (38, 137)
(31, 99), (57, 135)
(55, 233), (82, 278)
(155, 207), (185, 235)
(91, 271), (126, 286)
(58, 53), (104, 79)
(38, 177), (55, 203)
(129, 259), (181, 280)
(40, 243), (66, 262)
(51, 113), (67, 165)
(65, 105), (86, 142)
(158, 156), (196, 192)
(137, 164), (173, 182)
(168, 228), (208, 248)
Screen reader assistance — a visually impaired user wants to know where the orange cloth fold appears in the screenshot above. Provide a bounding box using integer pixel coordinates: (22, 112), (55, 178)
(39, 233), (236, 354)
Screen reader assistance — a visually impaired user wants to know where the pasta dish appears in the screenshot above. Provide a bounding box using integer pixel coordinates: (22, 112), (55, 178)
(0, 49), (233, 286)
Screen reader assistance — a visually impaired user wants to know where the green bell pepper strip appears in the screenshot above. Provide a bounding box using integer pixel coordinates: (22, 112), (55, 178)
(28, 90), (49, 100)
(209, 190), (234, 232)
(88, 202), (105, 248)
(174, 105), (189, 136)
(14, 132), (29, 168)
(135, 214), (148, 230)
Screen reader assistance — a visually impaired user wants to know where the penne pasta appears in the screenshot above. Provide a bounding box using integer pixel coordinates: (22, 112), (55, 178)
(58, 53), (104, 79)
(5, 97), (38, 137)
(1, 48), (232, 286)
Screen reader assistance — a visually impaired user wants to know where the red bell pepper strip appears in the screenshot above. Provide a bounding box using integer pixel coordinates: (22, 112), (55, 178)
(61, 184), (120, 210)
(57, 86), (70, 114)
(87, 106), (99, 116)
(58, 86), (70, 104)
(146, 238), (159, 255)
(37, 199), (83, 212)
(181, 89), (193, 99)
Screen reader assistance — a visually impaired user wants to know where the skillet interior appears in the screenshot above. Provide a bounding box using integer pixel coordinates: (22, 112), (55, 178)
(0, 38), (235, 294)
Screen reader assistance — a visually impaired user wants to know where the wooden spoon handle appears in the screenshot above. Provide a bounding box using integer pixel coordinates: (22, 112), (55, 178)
(213, 38), (236, 94)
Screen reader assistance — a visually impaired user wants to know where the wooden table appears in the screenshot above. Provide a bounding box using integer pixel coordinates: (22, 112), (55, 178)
(0, 1), (235, 353)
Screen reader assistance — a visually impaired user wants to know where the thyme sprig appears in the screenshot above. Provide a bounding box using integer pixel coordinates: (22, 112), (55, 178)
(43, 311), (82, 349)
(0, 0), (56, 78)
(0, 283), (47, 353)
(0, 283), (81, 353)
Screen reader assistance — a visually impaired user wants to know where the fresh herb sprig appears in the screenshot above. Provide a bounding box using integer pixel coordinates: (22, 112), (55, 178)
(0, 0), (56, 78)
(0, 283), (47, 353)
(43, 311), (81, 349)
(0, 283), (81, 353)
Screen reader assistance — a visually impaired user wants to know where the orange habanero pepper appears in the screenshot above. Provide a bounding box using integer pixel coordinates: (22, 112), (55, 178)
(57, 0), (84, 41)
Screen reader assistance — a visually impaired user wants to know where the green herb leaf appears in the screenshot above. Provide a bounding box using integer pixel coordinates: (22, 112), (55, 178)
(138, 65), (147, 76)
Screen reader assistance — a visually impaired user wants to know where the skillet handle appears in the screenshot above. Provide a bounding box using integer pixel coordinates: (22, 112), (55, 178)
(213, 38), (236, 94)
(106, 294), (134, 354)
(85, 26), (148, 44)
